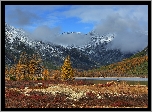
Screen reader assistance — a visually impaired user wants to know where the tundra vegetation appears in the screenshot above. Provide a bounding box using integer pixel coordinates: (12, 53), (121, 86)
(5, 52), (148, 108)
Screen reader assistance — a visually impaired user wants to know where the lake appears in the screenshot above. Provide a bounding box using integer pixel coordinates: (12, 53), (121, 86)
(75, 77), (148, 86)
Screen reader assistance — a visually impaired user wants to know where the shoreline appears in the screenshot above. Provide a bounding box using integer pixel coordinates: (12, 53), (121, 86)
(74, 77), (148, 78)
(74, 77), (148, 81)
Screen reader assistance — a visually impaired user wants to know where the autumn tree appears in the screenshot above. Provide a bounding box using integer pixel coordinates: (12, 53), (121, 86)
(15, 52), (29, 80)
(5, 65), (10, 80)
(28, 53), (43, 80)
(52, 70), (61, 80)
(6, 52), (44, 81)
(61, 55), (74, 80)
(42, 68), (50, 80)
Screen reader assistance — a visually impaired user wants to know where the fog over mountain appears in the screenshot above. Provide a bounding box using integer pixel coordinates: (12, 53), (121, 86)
(5, 23), (136, 70)
(5, 5), (148, 53)
(28, 25), (61, 42)
(23, 13), (148, 53)
(94, 13), (148, 53)
(25, 17), (147, 53)
(26, 25), (91, 47)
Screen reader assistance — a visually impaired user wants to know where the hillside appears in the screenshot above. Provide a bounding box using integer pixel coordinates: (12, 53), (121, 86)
(130, 46), (148, 58)
(74, 47), (148, 78)
(5, 23), (135, 70)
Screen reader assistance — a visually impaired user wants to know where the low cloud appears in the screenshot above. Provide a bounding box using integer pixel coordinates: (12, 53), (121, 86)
(5, 5), (148, 52)
(94, 13), (148, 53)
(55, 33), (91, 46)
(28, 12), (148, 53)
(29, 25), (61, 42)
(28, 25), (91, 47)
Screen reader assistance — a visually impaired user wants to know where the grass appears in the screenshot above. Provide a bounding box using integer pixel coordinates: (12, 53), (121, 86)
(5, 80), (148, 108)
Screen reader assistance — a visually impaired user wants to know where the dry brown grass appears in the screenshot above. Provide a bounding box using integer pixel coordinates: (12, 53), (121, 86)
(10, 81), (147, 99)
(5, 80), (148, 108)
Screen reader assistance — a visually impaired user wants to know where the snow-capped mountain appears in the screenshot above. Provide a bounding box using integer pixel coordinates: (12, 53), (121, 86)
(77, 31), (114, 51)
(5, 23), (134, 70)
(5, 23), (97, 69)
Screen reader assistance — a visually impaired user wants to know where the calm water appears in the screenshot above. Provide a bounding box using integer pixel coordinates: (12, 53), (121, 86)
(75, 77), (148, 81)
(75, 77), (148, 86)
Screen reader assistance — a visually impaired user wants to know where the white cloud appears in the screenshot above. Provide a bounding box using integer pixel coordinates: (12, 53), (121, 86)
(63, 5), (148, 52)
(63, 5), (148, 28)
(27, 25), (91, 47)
(28, 25), (61, 42)
(5, 5), (65, 29)
(94, 13), (148, 53)
(5, 5), (148, 52)
(84, 27), (90, 29)
(55, 33), (91, 46)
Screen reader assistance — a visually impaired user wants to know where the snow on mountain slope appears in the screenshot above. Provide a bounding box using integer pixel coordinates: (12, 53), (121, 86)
(5, 23), (134, 70)
(5, 23), (97, 69)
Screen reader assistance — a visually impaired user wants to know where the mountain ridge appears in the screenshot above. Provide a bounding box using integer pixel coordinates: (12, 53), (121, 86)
(5, 23), (137, 70)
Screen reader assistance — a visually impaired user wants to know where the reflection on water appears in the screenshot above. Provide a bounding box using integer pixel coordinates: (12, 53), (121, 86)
(75, 77), (148, 81)
(75, 77), (148, 86)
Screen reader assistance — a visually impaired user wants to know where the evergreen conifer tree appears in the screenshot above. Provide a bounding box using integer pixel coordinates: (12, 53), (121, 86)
(61, 55), (74, 80)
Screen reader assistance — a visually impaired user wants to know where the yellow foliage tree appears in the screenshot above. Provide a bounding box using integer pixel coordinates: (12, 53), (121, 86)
(7, 52), (44, 81)
(52, 70), (60, 80)
(28, 53), (43, 80)
(9, 65), (16, 78)
(15, 63), (27, 80)
(42, 69), (50, 80)
(61, 55), (74, 80)
(5, 66), (10, 80)
(14, 52), (29, 80)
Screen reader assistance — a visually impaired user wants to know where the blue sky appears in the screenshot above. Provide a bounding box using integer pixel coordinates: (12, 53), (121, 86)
(5, 5), (148, 52)
(5, 5), (148, 34)
(5, 5), (95, 33)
